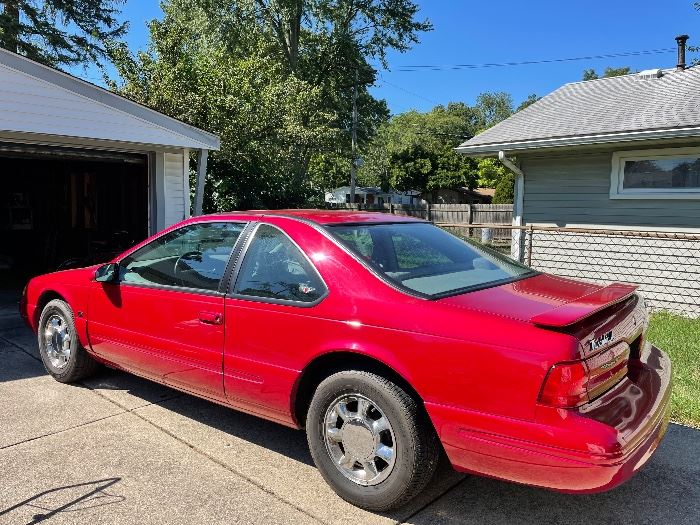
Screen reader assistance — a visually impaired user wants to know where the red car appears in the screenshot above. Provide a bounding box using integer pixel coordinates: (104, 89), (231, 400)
(20, 210), (671, 511)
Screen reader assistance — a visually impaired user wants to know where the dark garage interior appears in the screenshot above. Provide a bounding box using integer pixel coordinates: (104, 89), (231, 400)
(0, 146), (149, 288)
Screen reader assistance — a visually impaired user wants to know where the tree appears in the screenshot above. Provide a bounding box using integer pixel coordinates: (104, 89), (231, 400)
(516, 93), (540, 112)
(360, 103), (478, 193)
(493, 172), (514, 204)
(241, 0), (429, 191)
(474, 92), (513, 129)
(360, 93), (528, 196)
(248, 0), (431, 77)
(475, 157), (509, 188)
(110, 0), (430, 210)
(474, 93), (539, 199)
(582, 66), (631, 81)
(0, 0), (126, 67)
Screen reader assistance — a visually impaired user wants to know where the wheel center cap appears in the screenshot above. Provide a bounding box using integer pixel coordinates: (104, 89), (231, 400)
(342, 421), (375, 461)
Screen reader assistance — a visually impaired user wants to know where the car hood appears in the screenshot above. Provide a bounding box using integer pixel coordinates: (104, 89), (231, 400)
(437, 273), (637, 327)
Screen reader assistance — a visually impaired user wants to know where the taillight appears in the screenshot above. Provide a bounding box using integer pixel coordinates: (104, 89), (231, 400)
(539, 343), (630, 408)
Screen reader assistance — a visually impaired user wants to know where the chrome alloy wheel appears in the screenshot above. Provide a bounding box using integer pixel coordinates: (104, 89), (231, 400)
(44, 314), (72, 369)
(323, 394), (397, 486)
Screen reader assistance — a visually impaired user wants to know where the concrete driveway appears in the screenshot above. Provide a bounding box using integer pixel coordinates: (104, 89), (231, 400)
(1, 290), (698, 525)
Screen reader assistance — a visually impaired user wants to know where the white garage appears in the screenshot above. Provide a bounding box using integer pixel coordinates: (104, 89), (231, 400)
(0, 48), (219, 286)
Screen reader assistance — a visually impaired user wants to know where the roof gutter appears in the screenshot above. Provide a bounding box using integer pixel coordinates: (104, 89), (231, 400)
(456, 125), (700, 157)
(497, 151), (525, 262)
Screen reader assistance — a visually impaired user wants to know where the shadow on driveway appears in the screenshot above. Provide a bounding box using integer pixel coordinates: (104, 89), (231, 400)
(0, 478), (125, 524)
(87, 366), (315, 467)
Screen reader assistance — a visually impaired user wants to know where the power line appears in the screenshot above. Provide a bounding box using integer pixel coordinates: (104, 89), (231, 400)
(393, 47), (676, 72)
(377, 75), (440, 105)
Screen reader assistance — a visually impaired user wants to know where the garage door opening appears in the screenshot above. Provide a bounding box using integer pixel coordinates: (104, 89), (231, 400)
(0, 147), (149, 288)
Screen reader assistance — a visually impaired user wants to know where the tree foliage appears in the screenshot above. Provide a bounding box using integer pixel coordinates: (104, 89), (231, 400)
(582, 66), (631, 81)
(493, 172), (514, 204)
(0, 0), (126, 67)
(516, 93), (540, 111)
(110, 0), (430, 211)
(360, 102), (479, 192)
(359, 91), (529, 200)
(475, 157), (509, 188)
(110, 3), (335, 210)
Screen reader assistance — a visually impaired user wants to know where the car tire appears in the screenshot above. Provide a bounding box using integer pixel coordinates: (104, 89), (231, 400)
(306, 370), (440, 511)
(37, 299), (100, 383)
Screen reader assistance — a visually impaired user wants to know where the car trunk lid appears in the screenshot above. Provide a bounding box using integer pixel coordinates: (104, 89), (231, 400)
(437, 273), (634, 326)
(439, 274), (646, 406)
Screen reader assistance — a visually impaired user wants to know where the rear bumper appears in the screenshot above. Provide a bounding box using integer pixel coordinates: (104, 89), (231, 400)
(427, 343), (672, 493)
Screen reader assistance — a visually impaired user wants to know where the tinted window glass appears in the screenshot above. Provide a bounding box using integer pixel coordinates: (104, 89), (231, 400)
(623, 157), (700, 189)
(119, 222), (245, 291)
(330, 222), (533, 297)
(233, 224), (325, 303)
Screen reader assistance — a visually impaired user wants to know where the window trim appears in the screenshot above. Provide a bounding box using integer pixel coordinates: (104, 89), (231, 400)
(227, 222), (329, 308)
(114, 220), (250, 296)
(610, 146), (700, 200)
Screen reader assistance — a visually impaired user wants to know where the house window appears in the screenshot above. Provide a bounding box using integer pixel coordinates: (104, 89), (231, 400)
(610, 147), (700, 199)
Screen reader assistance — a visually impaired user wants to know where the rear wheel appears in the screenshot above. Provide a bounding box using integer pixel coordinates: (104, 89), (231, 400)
(306, 370), (440, 511)
(38, 299), (99, 382)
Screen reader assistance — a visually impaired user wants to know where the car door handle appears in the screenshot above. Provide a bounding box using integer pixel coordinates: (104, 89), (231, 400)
(199, 312), (223, 325)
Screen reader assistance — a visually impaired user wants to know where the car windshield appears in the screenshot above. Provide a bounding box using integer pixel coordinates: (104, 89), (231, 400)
(329, 222), (535, 298)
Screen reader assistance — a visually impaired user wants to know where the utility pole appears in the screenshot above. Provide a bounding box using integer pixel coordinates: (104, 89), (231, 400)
(349, 69), (358, 204)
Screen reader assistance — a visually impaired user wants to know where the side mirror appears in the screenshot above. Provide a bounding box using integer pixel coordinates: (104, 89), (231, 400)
(95, 263), (119, 283)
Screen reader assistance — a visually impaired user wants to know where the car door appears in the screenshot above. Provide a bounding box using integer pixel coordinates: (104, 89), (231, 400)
(88, 221), (247, 400)
(222, 222), (328, 414)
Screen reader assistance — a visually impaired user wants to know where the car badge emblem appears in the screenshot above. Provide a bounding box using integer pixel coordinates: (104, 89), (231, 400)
(590, 330), (613, 351)
(599, 351), (622, 370)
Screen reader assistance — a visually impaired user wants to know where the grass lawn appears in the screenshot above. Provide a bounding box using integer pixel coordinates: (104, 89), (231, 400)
(647, 312), (700, 428)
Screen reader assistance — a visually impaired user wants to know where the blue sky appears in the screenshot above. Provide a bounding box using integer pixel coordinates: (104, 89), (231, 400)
(77, 0), (698, 114)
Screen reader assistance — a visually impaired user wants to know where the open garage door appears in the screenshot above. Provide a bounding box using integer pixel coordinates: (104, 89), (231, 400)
(0, 144), (149, 288)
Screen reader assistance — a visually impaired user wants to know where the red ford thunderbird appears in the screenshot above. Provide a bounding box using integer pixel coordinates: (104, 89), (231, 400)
(20, 210), (671, 511)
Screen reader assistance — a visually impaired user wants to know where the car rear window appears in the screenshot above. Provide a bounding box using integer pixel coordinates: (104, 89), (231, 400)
(329, 222), (534, 298)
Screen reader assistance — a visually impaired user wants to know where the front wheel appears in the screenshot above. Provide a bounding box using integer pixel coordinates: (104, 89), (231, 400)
(306, 370), (440, 511)
(37, 299), (99, 383)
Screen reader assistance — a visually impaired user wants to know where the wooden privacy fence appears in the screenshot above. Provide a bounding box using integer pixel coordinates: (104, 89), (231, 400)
(325, 203), (513, 238)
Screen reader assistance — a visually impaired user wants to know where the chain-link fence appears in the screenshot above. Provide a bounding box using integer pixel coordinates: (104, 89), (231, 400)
(439, 223), (700, 317)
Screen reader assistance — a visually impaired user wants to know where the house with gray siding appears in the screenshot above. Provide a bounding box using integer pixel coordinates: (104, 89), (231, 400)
(456, 37), (700, 315)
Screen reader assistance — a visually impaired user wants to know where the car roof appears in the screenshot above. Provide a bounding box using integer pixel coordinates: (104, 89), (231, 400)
(201, 209), (425, 225)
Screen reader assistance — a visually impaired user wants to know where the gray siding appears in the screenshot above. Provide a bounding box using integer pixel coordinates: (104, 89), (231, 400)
(521, 148), (700, 229)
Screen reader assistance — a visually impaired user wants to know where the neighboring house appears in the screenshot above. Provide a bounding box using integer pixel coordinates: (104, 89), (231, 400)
(0, 48), (219, 278)
(325, 186), (420, 205)
(456, 38), (700, 314)
(420, 187), (494, 205)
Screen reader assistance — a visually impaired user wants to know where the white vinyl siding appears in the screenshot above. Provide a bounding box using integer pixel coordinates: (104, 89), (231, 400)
(163, 152), (188, 227)
(0, 62), (206, 149)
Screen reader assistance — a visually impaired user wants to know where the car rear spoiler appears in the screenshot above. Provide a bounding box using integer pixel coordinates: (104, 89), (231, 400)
(530, 283), (638, 328)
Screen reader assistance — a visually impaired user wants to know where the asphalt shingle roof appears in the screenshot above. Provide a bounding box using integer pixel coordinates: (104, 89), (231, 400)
(458, 67), (700, 153)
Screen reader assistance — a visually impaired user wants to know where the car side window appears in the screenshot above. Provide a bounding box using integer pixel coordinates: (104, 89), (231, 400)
(119, 222), (246, 292)
(233, 224), (326, 304)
